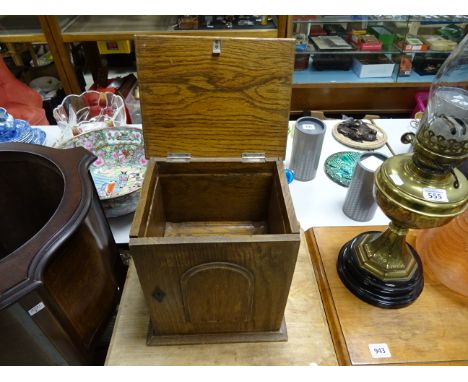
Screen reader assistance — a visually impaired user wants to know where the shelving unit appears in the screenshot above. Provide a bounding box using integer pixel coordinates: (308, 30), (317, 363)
(0, 16), (84, 94)
(0, 16), (46, 43)
(294, 68), (398, 85)
(60, 15), (178, 41)
(287, 15), (467, 115)
(2, 15), (465, 117)
(1, 16), (285, 97)
(59, 15), (280, 42)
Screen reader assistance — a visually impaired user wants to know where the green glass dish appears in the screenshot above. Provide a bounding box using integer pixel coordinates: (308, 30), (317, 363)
(324, 151), (362, 187)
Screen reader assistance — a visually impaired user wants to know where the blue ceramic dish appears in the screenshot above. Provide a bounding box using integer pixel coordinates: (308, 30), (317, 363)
(0, 107), (46, 145)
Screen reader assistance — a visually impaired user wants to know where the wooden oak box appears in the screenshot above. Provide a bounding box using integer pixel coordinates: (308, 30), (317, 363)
(129, 35), (300, 345)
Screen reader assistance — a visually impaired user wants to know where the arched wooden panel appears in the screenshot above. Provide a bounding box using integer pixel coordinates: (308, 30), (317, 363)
(180, 262), (254, 324)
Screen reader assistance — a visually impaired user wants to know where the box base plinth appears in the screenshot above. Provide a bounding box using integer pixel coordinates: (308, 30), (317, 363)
(146, 318), (288, 346)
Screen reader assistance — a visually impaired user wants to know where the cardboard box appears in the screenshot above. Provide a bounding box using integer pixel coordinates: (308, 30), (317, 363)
(395, 54), (412, 76)
(397, 36), (429, 52)
(352, 55), (396, 78)
(412, 54), (448, 75)
(97, 40), (132, 55)
(309, 25), (327, 36)
(420, 35), (457, 51)
(368, 26), (395, 50)
(352, 34), (383, 51)
(295, 51), (310, 70)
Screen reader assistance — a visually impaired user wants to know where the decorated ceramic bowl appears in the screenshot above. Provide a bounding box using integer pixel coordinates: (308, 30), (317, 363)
(61, 126), (147, 218)
(324, 151), (362, 187)
(53, 91), (126, 146)
(0, 107), (46, 145)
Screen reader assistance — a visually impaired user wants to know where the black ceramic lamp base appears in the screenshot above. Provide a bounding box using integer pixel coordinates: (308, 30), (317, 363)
(337, 232), (424, 309)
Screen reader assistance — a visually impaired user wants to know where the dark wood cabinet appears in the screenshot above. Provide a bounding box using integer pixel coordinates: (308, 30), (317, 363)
(0, 143), (124, 365)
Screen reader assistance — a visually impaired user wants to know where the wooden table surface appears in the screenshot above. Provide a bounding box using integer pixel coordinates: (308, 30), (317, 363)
(306, 226), (468, 366)
(105, 232), (337, 365)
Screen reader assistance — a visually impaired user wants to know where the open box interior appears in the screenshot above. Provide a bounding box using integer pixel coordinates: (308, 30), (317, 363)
(137, 160), (295, 238)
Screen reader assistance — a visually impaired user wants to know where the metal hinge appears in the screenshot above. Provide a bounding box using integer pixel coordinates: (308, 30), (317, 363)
(167, 153), (192, 162)
(241, 152), (266, 162)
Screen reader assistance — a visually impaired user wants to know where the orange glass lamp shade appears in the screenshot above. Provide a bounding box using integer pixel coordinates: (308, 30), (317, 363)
(416, 210), (468, 296)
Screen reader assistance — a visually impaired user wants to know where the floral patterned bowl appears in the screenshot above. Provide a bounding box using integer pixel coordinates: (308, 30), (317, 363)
(53, 91), (126, 146)
(60, 126), (147, 218)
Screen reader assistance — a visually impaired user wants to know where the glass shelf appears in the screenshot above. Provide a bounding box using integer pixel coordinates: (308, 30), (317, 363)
(293, 68), (398, 85)
(0, 16), (78, 43)
(293, 15), (468, 24)
(396, 72), (436, 83)
(411, 15), (468, 24)
(402, 49), (453, 55)
(306, 49), (402, 55)
(59, 15), (278, 42)
(302, 47), (454, 55)
(292, 16), (409, 24)
(60, 15), (179, 40)
(0, 16), (45, 43)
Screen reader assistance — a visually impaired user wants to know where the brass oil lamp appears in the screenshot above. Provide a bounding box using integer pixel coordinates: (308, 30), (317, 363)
(337, 35), (468, 308)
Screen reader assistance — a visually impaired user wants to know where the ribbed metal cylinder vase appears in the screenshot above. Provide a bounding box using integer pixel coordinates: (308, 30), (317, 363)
(289, 117), (326, 181)
(342, 152), (388, 222)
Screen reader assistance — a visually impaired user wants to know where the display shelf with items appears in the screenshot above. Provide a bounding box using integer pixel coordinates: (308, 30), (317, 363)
(288, 15), (467, 115)
(290, 15), (467, 86)
(4, 15), (286, 98)
(0, 16), (78, 44)
(291, 17), (405, 87)
(58, 15), (281, 42)
(49, 15), (286, 122)
(0, 16), (46, 43)
(0, 16), (84, 96)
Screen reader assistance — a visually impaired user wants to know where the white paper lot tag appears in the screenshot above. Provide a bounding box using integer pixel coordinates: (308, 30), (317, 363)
(368, 343), (392, 359)
(28, 302), (45, 316)
(422, 187), (449, 203)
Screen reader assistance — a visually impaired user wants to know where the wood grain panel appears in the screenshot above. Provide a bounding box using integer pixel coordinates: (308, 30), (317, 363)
(267, 180), (289, 234)
(131, 235), (299, 335)
(180, 262), (254, 323)
(159, 173), (272, 222)
(135, 35), (294, 159)
(305, 228), (351, 365)
(0, 34), (46, 43)
(272, 160), (300, 233)
(147, 318), (287, 346)
(43, 212), (120, 349)
(155, 159), (276, 175)
(306, 226), (468, 366)
(164, 221), (268, 236)
(38, 16), (82, 95)
(130, 159), (157, 238)
(276, 16), (289, 38)
(106, 232), (337, 365)
(291, 86), (430, 115)
(143, 176), (166, 237)
(63, 30), (279, 42)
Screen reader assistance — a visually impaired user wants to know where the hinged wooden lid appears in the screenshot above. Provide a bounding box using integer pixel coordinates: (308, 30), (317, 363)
(135, 35), (295, 159)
